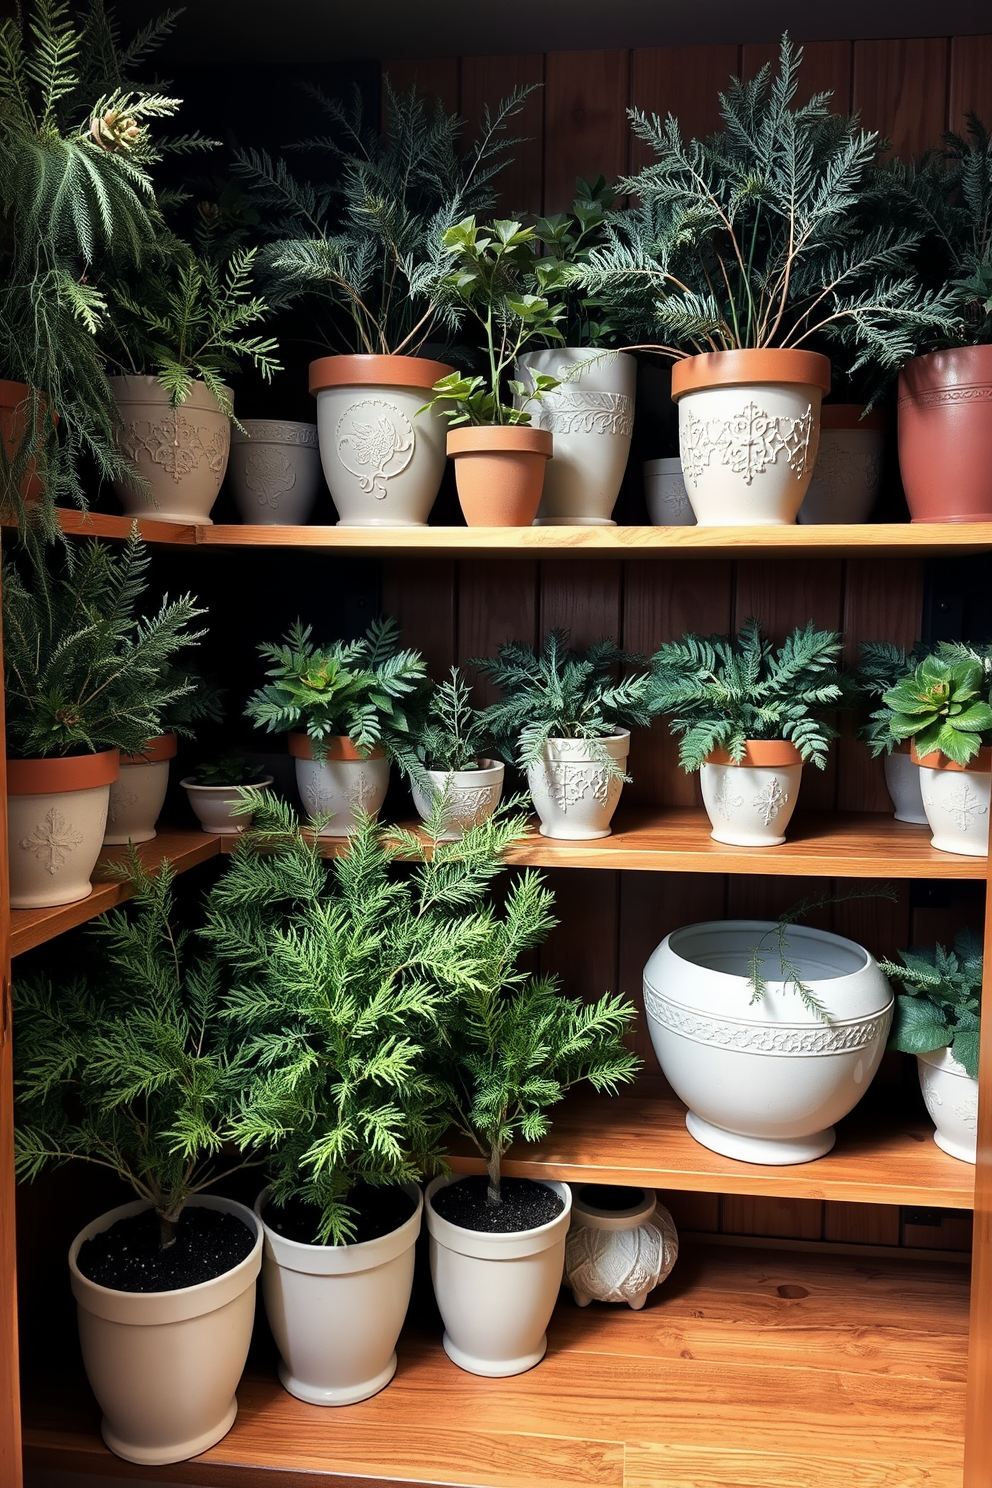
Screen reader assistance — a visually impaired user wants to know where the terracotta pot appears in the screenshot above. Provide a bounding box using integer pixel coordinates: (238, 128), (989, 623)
(228, 420), (322, 525)
(797, 405), (886, 524)
(410, 760), (505, 840)
(310, 355), (452, 527)
(181, 777), (272, 836)
(0, 378), (50, 505)
(898, 346), (992, 522)
(104, 733), (177, 845)
(288, 733), (389, 837)
(447, 426), (553, 526)
(911, 743), (991, 857)
(109, 376), (232, 525)
(7, 750), (119, 909)
(671, 349), (831, 525)
(699, 740), (803, 847)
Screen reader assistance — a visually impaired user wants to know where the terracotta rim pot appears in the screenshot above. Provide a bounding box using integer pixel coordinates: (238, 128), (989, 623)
(447, 425), (553, 527)
(7, 750), (120, 909)
(288, 733), (389, 836)
(911, 743), (991, 857)
(898, 346), (992, 522)
(309, 354), (453, 394)
(0, 378), (53, 505)
(699, 739), (803, 847)
(670, 350), (831, 400)
(287, 733), (385, 762)
(120, 732), (178, 767)
(105, 734), (177, 846)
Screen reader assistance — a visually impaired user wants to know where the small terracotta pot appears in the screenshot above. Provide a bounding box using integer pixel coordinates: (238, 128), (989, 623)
(898, 346), (992, 522)
(8, 750), (120, 909)
(447, 426), (553, 526)
(911, 743), (991, 856)
(288, 733), (389, 837)
(699, 740), (804, 847)
(105, 734), (177, 846)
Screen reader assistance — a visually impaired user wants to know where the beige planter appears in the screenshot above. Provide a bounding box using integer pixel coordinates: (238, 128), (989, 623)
(228, 420), (322, 525)
(104, 734), (176, 845)
(69, 1195), (262, 1466)
(7, 751), (119, 909)
(109, 376), (232, 525)
(410, 760), (504, 840)
(181, 777), (272, 835)
(289, 733), (389, 837)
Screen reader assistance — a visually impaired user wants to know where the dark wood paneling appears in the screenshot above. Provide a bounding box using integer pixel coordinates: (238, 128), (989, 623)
(381, 57), (460, 114)
(0, 564), (21, 1488)
(853, 39), (950, 158)
(721, 1195), (825, 1242)
(824, 1201), (901, 1246)
(540, 869), (619, 1005)
(459, 55), (545, 216)
(741, 40), (853, 113)
(628, 46), (739, 173)
(539, 560), (622, 647)
(948, 35), (992, 134)
(381, 560), (457, 676)
(965, 868), (992, 1485)
(543, 50), (630, 212)
(457, 559), (538, 701)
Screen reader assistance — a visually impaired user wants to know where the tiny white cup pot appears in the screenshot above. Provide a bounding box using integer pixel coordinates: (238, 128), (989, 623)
(109, 376), (232, 525)
(526, 730), (629, 840)
(917, 1048), (979, 1164)
(410, 761), (505, 841)
(181, 777), (273, 836)
(255, 1183), (422, 1406)
(7, 750), (119, 909)
(797, 405), (886, 524)
(699, 741), (803, 846)
(643, 920), (893, 1165)
(289, 733), (389, 837)
(565, 1185), (678, 1310)
(913, 744), (991, 858)
(643, 457), (696, 526)
(425, 1175), (571, 1377)
(104, 734), (176, 845)
(69, 1195), (262, 1466)
(883, 742), (928, 826)
(228, 420), (322, 526)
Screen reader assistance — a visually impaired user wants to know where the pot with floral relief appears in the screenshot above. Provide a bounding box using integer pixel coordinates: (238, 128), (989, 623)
(289, 733), (389, 837)
(913, 744), (991, 858)
(229, 420), (322, 525)
(410, 760), (504, 841)
(565, 1185), (678, 1309)
(527, 730), (629, 840)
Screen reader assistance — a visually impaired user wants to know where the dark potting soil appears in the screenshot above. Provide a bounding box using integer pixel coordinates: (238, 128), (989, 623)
(577, 1184), (645, 1211)
(76, 1206), (256, 1293)
(431, 1175), (565, 1233)
(265, 1183), (417, 1246)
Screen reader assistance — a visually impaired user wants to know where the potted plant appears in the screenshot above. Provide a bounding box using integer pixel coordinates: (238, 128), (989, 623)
(3, 530), (203, 908)
(648, 619), (845, 846)
(13, 856), (264, 1464)
(880, 933), (981, 1163)
(181, 755), (272, 836)
(475, 629), (658, 838)
(245, 616), (426, 836)
(854, 640), (931, 825)
(394, 668), (504, 839)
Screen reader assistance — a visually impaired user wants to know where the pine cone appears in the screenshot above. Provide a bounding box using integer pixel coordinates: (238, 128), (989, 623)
(90, 110), (142, 153)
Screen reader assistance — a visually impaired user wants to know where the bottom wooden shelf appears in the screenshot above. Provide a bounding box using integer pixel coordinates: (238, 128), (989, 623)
(22, 1242), (968, 1488)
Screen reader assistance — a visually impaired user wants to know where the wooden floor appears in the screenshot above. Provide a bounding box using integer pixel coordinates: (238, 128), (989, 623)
(22, 1243), (968, 1487)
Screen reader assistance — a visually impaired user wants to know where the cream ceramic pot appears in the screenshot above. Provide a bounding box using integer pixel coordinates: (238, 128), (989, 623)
(290, 734), (389, 837)
(565, 1186), (678, 1310)
(527, 731), (629, 840)
(8, 751), (119, 909)
(410, 761), (504, 840)
(797, 407), (885, 524)
(643, 920), (893, 1165)
(917, 1048), (978, 1163)
(104, 734), (175, 845)
(228, 420), (322, 525)
(109, 376), (231, 524)
(915, 746), (991, 858)
(69, 1195), (262, 1466)
(181, 777), (272, 835)
(699, 742), (803, 846)
(883, 746), (928, 826)
(643, 457), (696, 525)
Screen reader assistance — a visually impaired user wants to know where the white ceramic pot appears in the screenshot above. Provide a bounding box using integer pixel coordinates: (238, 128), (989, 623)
(104, 734), (176, 845)
(643, 457), (696, 526)
(643, 920), (893, 1165)
(181, 777), (272, 835)
(699, 742), (803, 846)
(917, 1048), (978, 1164)
(672, 350), (830, 525)
(7, 751), (119, 909)
(565, 1186), (678, 1310)
(516, 349), (635, 526)
(883, 746), (928, 825)
(914, 745), (991, 858)
(255, 1183), (422, 1406)
(69, 1195), (262, 1465)
(425, 1175), (571, 1377)
(526, 731), (629, 840)
(797, 407), (885, 524)
(289, 734), (389, 837)
(228, 420), (322, 525)
(310, 355), (452, 527)
(410, 760), (504, 840)
(109, 376), (231, 525)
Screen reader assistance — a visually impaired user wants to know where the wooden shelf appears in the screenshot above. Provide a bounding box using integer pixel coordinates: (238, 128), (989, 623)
(22, 1242), (969, 1488)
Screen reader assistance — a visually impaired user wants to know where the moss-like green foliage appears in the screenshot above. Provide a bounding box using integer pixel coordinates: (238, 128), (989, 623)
(881, 933), (982, 1079)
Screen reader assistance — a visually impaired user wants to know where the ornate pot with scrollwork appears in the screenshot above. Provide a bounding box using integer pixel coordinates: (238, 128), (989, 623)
(228, 420), (322, 526)
(515, 349), (636, 526)
(309, 355), (452, 528)
(912, 743), (991, 858)
(526, 730), (629, 840)
(289, 733), (389, 838)
(797, 405), (886, 524)
(699, 740), (803, 847)
(917, 1048), (978, 1163)
(643, 920), (893, 1165)
(410, 760), (504, 841)
(898, 346), (992, 522)
(671, 349), (831, 526)
(109, 376), (232, 525)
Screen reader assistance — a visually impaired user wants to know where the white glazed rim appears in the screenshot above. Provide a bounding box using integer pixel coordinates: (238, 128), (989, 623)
(664, 918), (871, 984)
(425, 1174), (572, 1255)
(568, 1184), (657, 1228)
(918, 1046), (975, 1080)
(180, 777), (273, 793)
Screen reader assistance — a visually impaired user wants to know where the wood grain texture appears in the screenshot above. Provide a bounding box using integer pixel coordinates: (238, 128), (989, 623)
(948, 35), (992, 132)
(742, 40), (853, 112)
(628, 46), (739, 173)
(381, 559), (457, 674)
(381, 57), (460, 114)
(539, 559), (622, 645)
(0, 568), (21, 1486)
(853, 39), (951, 158)
(460, 55), (545, 215)
(823, 1201), (901, 1246)
(543, 51), (630, 212)
(539, 869), (619, 1004)
(721, 1195), (824, 1242)
(457, 559), (538, 699)
(964, 853), (992, 1482)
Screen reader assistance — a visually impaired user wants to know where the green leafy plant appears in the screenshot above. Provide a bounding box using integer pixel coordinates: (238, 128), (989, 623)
(854, 641), (927, 756)
(393, 667), (494, 786)
(189, 755), (264, 788)
(648, 618), (845, 772)
(159, 664), (224, 740)
(881, 648), (992, 765)
(531, 175), (622, 346)
(881, 933), (982, 1078)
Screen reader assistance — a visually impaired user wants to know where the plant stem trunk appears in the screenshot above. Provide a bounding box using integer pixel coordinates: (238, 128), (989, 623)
(157, 1209), (181, 1250)
(486, 1144), (501, 1207)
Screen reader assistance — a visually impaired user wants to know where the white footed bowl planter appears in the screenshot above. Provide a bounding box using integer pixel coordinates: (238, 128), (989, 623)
(643, 457), (696, 525)
(69, 1195), (262, 1466)
(516, 348), (636, 526)
(565, 1186), (678, 1309)
(310, 355), (452, 527)
(104, 733), (176, 845)
(8, 750), (119, 909)
(699, 741), (803, 846)
(913, 744), (991, 858)
(289, 733), (389, 837)
(884, 743), (928, 826)
(181, 777), (272, 836)
(425, 1176), (571, 1377)
(917, 1048), (978, 1163)
(410, 760), (504, 840)
(109, 376), (232, 525)
(797, 405), (885, 524)
(643, 920), (893, 1165)
(255, 1183), (422, 1406)
(527, 731), (629, 840)
(228, 420), (322, 525)
(671, 350), (830, 525)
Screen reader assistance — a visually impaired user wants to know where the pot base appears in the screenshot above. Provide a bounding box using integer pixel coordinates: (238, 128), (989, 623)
(894, 810), (929, 826)
(103, 827), (157, 846)
(933, 1129), (977, 1165)
(708, 827), (786, 847)
(539, 822), (612, 840)
(101, 1397), (237, 1466)
(336, 519), (428, 529)
(532, 516), (617, 527)
(278, 1353), (397, 1406)
(442, 1330), (547, 1378)
(929, 834), (988, 859)
(119, 504), (214, 526)
(686, 1111), (836, 1165)
(911, 513), (992, 524)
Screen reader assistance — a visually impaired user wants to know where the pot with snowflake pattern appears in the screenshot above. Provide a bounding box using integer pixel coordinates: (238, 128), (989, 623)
(700, 740), (803, 847)
(912, 744), (991, 857)
(289, 733), (390, 838)
(229, 421), (322, 526)
(526, 730), (629, 840)
(565, 1186), (678, 1309)
(109, 377), (232, 525)
(7, 750), (120, 909)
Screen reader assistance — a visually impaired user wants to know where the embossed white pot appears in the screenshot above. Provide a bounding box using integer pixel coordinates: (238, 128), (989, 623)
(913, 744), (991, 857)
(255, 1183), (421, 1406)
(699, 741), (803, 846)
(410, 760), (504, 840)
(884, 743), (928, 825)
(526, 730), (629, 840)
(309, 354), (452, 527)
(565, 1186), (678, 1310)
(643, 457), (696, 526)
(104, 734), (175, 845)
(7, 750), (119, 909)
(290, 733), (389, 837)
(181, 777), (272, 835)
(228, 420), (322, 525)
(644, 920), (893, 1164)
(917, 1048), (978, 1163)
(425, 1175), (571, 1377)
(516, 348), (635, 526)
(797, 406), (885, 524)
(109, 376), (231, 525)
(672, 350), (831, 525)
(69, 1194), (262, 1465)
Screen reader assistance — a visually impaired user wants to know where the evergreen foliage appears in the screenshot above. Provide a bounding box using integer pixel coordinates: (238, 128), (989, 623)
(392, 667), (494, 785)
(855, 640), (932, 756)
(880, 647), (992, 765)
(188, 755), (264, 787)
(881, 933), (982, 1079)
